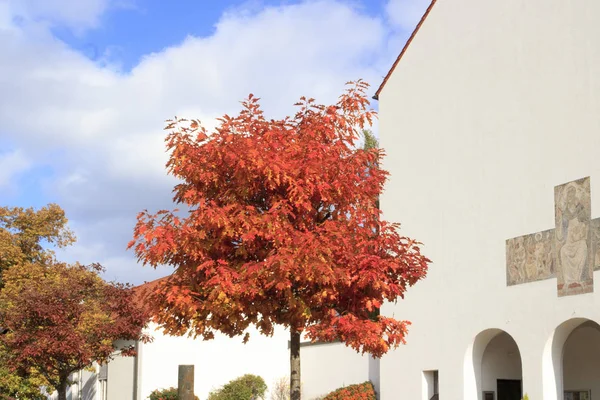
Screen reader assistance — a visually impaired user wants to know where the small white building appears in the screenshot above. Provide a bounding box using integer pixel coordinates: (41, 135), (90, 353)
(302, 0), (600, 399)
(49, 322), (290, 400)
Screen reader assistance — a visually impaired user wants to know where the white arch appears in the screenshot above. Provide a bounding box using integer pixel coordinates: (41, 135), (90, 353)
(463, 328), (522, 400)
(542, 317), (597, 400)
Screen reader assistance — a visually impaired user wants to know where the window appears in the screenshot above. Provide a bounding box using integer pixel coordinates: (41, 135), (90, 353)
(423, 370), (439, 400)
(98, 363), (108, 400)
(564, 390), (590, 400)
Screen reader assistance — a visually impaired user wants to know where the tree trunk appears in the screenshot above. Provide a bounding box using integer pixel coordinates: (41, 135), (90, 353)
(290, 329), (301, 400)
(57, 378), (68, 400)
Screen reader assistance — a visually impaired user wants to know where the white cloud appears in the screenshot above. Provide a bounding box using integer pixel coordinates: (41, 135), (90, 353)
(3, 0), (122, 33)
(0, 0), (426, 284)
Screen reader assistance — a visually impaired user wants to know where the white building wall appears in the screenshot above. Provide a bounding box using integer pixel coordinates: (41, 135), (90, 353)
(367, 0), (600, 399)
(106, 343), (136, 400)
(137, 323), (289, 400)
(300, 343), (371, 400)
(44, 325), (289, 400)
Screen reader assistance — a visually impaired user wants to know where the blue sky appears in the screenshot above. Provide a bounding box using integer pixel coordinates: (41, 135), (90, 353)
(54, 1), (392, 72)
(0, 0), (430, 284)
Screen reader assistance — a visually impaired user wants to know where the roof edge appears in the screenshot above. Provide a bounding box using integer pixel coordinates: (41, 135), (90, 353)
(373, 0), (438, 100)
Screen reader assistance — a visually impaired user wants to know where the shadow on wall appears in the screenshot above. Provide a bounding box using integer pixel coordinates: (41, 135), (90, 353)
(368, 355), (380, 396)
(543, 317), (600, 400)
(82, 372), (97, 400)
(463, 328), (523, 400)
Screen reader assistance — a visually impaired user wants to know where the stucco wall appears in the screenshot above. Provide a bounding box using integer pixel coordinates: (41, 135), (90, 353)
(300, 342), (372, 399)
(107, 345), (136, 400)
(137, 324), (289, 400)
(371, 0), (600, 398)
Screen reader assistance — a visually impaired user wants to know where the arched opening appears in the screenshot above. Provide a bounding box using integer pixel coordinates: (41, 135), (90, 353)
(464, 329), (523, 400)
(543, 318), (600, 400)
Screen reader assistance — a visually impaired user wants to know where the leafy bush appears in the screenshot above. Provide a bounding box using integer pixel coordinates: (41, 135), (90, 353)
(322, 381), (376, 400)
(148, 387), (199, 400)
(208, 374), (267, 400)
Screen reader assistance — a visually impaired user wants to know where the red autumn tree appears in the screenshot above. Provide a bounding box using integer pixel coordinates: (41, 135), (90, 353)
(0, 261), (150, 400)
(129, 80), (430, 400)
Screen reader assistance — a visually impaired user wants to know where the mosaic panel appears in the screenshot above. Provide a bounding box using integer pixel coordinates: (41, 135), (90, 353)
(591, 218), (600, 270)
(506, 229), (555, 286)
(554, 177), (593, 297)
(506, 177), (598, 297)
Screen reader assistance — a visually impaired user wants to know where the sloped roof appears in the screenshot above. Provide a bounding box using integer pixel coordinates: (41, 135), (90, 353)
(374, 0), (438, 100)
(132, 276), (168, 313)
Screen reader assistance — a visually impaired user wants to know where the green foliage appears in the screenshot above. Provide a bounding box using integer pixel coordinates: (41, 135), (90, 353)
(361, 129), (379, 151)
(322, 381), (376, 400)
(208, 374), (268, 400)
(148, 387), (199, 400)
(522, 395), (529, 400)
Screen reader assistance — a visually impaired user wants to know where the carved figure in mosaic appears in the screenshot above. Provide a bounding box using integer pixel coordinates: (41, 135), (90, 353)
(534, 231), (554, 277)
(506, 230), (554, 285)
(591, 218), (600, 270)
(506, 236), (525, 285)
(556, 183), (589, 288)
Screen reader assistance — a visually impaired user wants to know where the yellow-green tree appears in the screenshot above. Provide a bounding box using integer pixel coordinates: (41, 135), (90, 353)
(0, 358), (48, 400)
(0, 204), (75, 284)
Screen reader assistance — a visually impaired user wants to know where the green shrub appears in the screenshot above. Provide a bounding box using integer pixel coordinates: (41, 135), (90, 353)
(322, 381), (376, 400)
(208, 374), (268, 400)
(148, 387), (199, 400)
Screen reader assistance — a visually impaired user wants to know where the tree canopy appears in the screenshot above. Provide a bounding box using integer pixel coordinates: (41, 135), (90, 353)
(0, 204), (75, 285)
(130, 80), (430, 399)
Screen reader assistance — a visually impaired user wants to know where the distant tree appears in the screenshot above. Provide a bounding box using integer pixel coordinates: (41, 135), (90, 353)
(270, 377), (290, 400)
(0, 204), (75, 285)
(361, 129), (378, 151)
(0, 261), (150, 400)
(129, 80), (430, 400)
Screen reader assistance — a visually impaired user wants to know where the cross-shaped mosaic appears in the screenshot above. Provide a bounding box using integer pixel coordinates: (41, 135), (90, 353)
(506, 177), (600, 297)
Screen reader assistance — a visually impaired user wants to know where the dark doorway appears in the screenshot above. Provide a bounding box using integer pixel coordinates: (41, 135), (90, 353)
(497, 379), (522, 400)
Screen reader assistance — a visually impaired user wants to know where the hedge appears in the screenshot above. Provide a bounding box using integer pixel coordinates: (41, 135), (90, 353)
(148, 387), (199, 400)
(322, 381), (376, 400)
